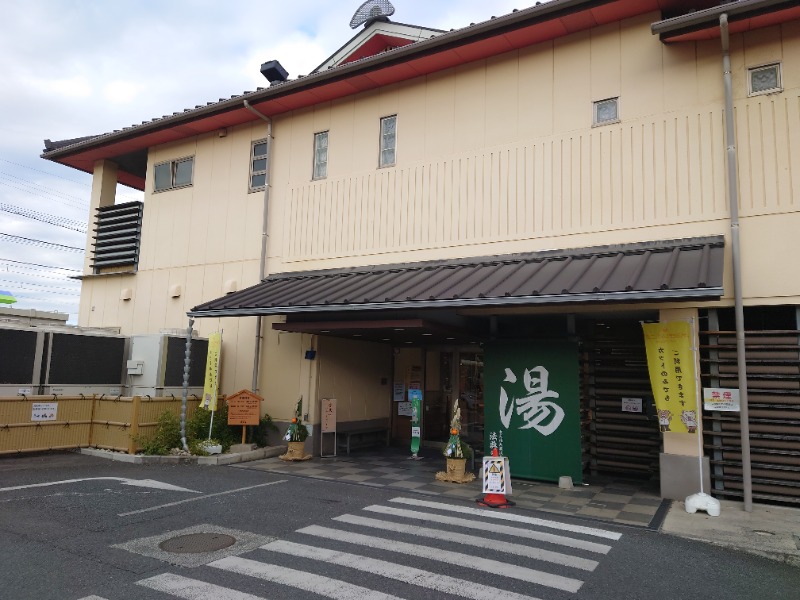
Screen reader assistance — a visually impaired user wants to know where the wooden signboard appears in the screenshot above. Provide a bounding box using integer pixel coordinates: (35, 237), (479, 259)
(321, 398), (336, 433)
(227, 389), (263, 426)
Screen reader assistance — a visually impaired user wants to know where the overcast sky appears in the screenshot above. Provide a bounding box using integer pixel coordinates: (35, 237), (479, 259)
(0, 0), (526, 323)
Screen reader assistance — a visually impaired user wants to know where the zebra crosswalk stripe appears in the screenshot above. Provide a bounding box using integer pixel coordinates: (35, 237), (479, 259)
(210, 556), (404, 600)
(261, 540), (544, 600)
(362, 504), (613, 554)
(298, 524), (583, 593)
(389, 497), (622, 540)
(333, 513), (599, 571)
(137, 573), (265, 600)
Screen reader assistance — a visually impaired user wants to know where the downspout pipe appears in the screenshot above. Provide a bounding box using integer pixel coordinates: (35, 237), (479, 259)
(243, 100), (273, 393)
(720, 14), (753, 512)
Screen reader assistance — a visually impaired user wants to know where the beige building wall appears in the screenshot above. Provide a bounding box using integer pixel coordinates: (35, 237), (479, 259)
(316, 337), (392, 423)
(77, 13), (800, 413)
(269, 16), (799, 308)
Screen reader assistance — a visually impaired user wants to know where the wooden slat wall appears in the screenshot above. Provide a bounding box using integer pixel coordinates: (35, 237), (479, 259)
(702, 314), (800, 506)
(580, 321), (661, 478)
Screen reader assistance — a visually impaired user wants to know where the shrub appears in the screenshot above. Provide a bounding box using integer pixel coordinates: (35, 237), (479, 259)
(187, 403), (238, 452)
(138, 410), (181, 455)
(249, 414), (279, 447)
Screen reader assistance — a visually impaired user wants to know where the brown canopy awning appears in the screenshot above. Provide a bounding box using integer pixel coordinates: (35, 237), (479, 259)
(189, 236), (725, 319)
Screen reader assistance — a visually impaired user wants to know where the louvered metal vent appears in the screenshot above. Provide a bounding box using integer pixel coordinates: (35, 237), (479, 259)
(91, 201), (143, 273)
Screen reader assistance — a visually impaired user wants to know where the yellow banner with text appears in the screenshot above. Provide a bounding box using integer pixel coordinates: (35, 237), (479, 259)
(642, 321), (698, 434)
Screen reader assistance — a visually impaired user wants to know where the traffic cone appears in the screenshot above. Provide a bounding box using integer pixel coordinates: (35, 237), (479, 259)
(476, 448), (515, 509)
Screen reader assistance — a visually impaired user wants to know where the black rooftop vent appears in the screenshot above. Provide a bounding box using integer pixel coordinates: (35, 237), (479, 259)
(260, 60), (289, 85)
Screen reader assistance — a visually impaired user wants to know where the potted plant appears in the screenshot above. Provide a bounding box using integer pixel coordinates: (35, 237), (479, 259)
(280, 398), (311, 461)
(436, 400), (476, 483)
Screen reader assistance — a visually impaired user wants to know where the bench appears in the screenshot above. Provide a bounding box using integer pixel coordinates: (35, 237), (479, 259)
(336, 421), (390, 455)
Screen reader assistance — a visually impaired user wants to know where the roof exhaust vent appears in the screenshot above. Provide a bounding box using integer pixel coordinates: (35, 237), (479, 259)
(260, 60), (289, 85)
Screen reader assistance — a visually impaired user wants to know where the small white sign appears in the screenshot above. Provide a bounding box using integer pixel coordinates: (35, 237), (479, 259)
(703, 387), (740, 412)
(109, 387), (121, 396)
(397, 401), (413, 417)
(411, 426), (421, 438)
(32, 402), (58, 422)
(17, 387), (32, 396)
(393, 382), (405, 402)
(621, 397), (643, 413)
(482, 456), (512, 495)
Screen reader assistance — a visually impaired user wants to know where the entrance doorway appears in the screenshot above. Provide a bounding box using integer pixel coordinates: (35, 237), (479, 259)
(424, 349), (484, 455)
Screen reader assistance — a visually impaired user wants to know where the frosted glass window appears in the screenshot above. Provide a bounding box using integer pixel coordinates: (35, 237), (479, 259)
(249, 139), (269, 192)
(380, 115), (397, 168)
(749, 64), (781, 95)
(593, 98), (618, 126)
(313, 131), (328, 180)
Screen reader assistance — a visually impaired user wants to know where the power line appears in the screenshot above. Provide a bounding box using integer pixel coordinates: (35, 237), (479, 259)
(0, 171), (89, 206)
(0, 202), (87, 233)
(0, 232), (83, 252)
(0, 258), (81, 272)
(0, 159), (92, 188)
(0, 159), (145, 203)
(0, 267), (78, 281)
(0, 278), (80, 294)
(0, 178), (88, 211)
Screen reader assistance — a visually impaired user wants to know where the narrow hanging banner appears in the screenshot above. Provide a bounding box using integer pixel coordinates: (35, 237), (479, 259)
(409, 388), (422, 456)
(642, 321), (698, 434)
(201, 332), (222, 411)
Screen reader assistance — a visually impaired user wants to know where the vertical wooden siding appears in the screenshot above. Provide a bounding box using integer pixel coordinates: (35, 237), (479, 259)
(283, 92), (799, 263)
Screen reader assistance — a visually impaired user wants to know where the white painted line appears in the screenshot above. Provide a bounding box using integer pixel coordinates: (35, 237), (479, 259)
(363, 504), (612, 554)
(333, 513), (598, 571)
(298, 525), (583, 593)
(118, 480), (287, 516)
(211, 556), (403, 600)
(262, 540), (543, 600)
(389, 497), (623, 540)
(77, 596), (110, 600)
(137, 573), (265, 599)
(0, 477), (199, 493)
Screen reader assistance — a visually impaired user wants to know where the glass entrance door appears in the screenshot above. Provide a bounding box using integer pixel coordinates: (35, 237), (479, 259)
(458, 352), (484, 453)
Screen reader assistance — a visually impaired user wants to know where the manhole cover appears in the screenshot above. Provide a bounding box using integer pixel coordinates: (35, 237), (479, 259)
(159, 533), (237, 554)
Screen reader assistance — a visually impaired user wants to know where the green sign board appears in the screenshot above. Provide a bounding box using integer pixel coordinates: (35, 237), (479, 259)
(484, 340), (582, 483)
(409, 389), (421, 456)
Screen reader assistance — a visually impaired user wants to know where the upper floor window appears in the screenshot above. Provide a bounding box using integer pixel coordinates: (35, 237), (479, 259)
(593, 97), (619, 126)
(313, 131), (328, 180)
(379, 115), (397, 168)
(249, 140), (268, 192)
(154, 157), (193, 192)
(749, 63), (782, 96)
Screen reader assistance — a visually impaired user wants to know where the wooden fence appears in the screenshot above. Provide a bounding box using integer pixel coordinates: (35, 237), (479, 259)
(0, 395), (201, 455)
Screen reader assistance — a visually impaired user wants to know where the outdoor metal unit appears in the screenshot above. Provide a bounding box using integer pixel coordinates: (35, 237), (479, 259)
(0, 325), (45, 396)
(40, 328), (127, 396)
(126, 334), (208, 398)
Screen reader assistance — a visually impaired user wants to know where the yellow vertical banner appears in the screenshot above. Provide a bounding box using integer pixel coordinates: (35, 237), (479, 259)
(642, 321), (698, 434)
(201, 332), (222, 411)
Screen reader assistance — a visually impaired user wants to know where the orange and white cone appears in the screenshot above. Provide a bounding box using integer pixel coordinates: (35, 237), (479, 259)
(477, 448), (515, 509)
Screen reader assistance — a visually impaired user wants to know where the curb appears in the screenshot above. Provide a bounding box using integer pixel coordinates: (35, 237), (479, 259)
(80, 445), (287, 465)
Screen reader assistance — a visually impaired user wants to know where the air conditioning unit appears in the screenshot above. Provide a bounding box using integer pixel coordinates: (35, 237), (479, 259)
(0, 325), (45, 396)
(40, 328), (127, 396)
(127, 334), (208, 398)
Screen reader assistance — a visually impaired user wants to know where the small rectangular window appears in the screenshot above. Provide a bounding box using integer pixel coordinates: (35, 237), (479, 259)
(153, 157), (194, 192)
(379, 115), (397, 168)
(749, 63), (781, 96)
(249, 139), (268, 192)
(593, 98), (619, 126)
(313, 131), (328, 180)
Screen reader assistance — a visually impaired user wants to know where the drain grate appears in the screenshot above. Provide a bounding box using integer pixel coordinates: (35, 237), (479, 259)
(159, 533), (237, 554)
